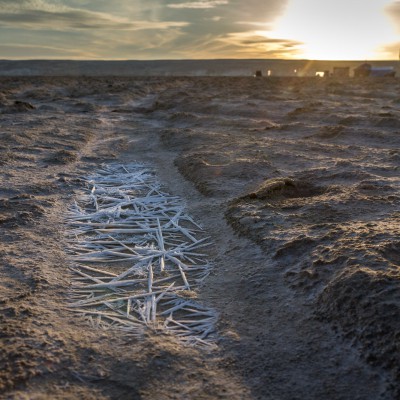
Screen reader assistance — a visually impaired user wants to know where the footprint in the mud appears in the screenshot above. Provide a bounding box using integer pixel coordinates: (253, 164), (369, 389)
(0, 195), (48, 227)
(380, 241), (400, 266)
(0, 261), (35, 304)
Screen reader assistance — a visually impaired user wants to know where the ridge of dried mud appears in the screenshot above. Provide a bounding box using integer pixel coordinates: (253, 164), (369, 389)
(0, 76), (399, 399)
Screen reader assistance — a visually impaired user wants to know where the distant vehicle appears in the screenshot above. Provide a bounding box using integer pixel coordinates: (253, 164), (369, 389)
(370, 67), (395, 77)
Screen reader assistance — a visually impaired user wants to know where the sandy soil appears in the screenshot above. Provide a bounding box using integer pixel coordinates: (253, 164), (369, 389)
(0, 76), (399, 399)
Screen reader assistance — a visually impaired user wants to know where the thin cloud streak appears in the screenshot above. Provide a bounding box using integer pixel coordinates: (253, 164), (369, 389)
(0, 1), (188, 31)
(220, 31), (303, 58)
(0, 43), (97, 58)
(0, 11), (188, 31)
(167, 1), (228, 9)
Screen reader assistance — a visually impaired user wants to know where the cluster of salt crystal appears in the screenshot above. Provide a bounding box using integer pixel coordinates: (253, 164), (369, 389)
(66, 163), (217, 347)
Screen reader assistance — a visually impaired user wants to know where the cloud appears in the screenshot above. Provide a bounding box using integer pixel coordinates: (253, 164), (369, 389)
(0, 0), (188, 31)
(0, 43), (94, 58)
(240, 36), (302, 47)
(0, 11), (188, 31)
(0, 0), (299, 59)
(386, 1), (400, 32)
(377, 40), (400, 58)
(0, 0), (68, 13)
(167, 1), (228, 9)
(219, 31), (303, 58)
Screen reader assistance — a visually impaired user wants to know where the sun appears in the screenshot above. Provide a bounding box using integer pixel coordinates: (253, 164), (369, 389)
(271, 0), (396, 60)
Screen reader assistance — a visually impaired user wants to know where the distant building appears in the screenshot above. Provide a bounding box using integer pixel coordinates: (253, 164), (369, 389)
(332, 67), (350, 78)
(354, 63), (395, 77)
(354, 63), (372, 77)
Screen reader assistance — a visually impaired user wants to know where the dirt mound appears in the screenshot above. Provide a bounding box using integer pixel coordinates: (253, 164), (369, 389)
(287, 104), (320, 118)
(306, 125), (345, 140)
(226, 167), (399, 280)
(339, 115), (364, 126)
(226, 164), (400, 386)
(0, 101), (36, 113)
(373, 116), (400, 128)
(317, 267), (400, 392)
(380, 241), (400, 265)
(72, 101), (99, 113)
(45, 150), (78, 164)
(0, 146), (15, 165)
(175, 152), (273, 197)
(0, 92), (8, 107)
(174, 153), (222, 196)
(245, 177), (324, 200)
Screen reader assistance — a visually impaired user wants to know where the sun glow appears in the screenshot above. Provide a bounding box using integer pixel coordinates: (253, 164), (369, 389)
(271, 0), (396, 60)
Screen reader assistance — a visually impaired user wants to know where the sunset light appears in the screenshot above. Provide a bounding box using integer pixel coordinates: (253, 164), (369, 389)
(272, 0), (398, 60)
(0, 0), (399, 59)
(2, 0), (400, 398)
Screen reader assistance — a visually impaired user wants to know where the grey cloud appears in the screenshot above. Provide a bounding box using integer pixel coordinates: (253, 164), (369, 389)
(161, 0), (288, 36)
(241, 36), (302, 46)
(0, 0), (67, 12)
(223, 0), (286, 24)
(164, 0), (285, 22)
(0, 43), (90, 58)
(0, 9), (187, 30)
(0, 0), (188, 30)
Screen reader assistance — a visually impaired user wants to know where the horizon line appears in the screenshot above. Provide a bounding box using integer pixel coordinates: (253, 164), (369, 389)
(1, 58), (399, 62)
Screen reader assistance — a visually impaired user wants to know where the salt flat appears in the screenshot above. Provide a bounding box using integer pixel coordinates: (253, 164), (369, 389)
(0, 75), (399, 399)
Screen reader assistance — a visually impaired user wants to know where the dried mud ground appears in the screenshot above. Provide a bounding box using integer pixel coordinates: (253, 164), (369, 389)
(0, 76), (399, 399)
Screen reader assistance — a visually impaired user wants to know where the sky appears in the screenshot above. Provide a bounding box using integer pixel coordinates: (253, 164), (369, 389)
(0, 0), (399, 60)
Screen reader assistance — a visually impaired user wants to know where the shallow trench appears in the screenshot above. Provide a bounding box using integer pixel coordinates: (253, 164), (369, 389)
(104, 114), (393, 400)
